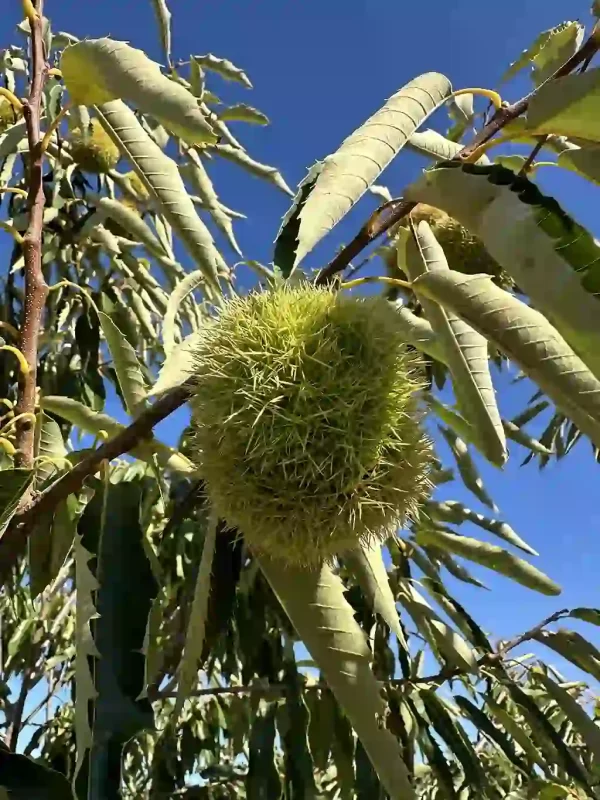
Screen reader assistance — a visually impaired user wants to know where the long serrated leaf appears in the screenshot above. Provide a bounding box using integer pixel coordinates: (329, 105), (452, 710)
(405, 162), (600, 380)
(96, 197), (172, 260)
(408, 128), (490, 164)
(412, 271), (600, 450)
(534, 629), (600, 682)
(219, 103), (269, 125)
(40, 395), (195, 474)
(426, 500), (537, 555)
(439, 426), (497, 510)
(98, 312), (147, 416)
(502, 419), (554, 457)
(150, 0), (172, 65)
(95, 100), (226, 295)
(405, 221), (506, 466)
(344, 541), (408, 652)
(281, 72), (451, 267)
(192, 53), (252, 89)
(212, 143), (293, 195)
(501, 22), (582, 84)
(163, 270), (206, 356)
(392, 301), (449, 365)
(534, 671), (600, 761)
(420, 576), (491, 651)
(415, 527), (561, 596)
(259, 557), (416, 800)
(61, 39), (216, 144)
(181, 150), (241, 255)
(175, 512), (217, 718)
(0, 469), (34, 537)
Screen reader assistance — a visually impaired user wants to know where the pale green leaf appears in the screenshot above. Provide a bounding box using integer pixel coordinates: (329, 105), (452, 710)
(259, 557), (415, 800)
(531, 22), (584, 85)
(219, 103), (269, 125)
(34, 412), (67, 485)
(484, 695), (550, 774)
(181, 149), (242, 255)
(391, 301), (448, 365)
(150, 330), (201, 398)
(405, 220), (506, 466)
(213, 143), (293, 195)
(175, 513), (217, 718)
(95, 197), (172, 260)
(412, 271), (600, 450)
(426, 500), (537, 555)
(163, 269), (206, 356)
(415, 527), (561, 595)
(439, 426), (497, 510)
(61, 39), (216, 144)
(98, 312), (148, 416)
(40, 396), (195, 474)
(150, 0), (172, 66)
(534, 671), (600, 762)
(570, 607), (600, 626)
(192, 53), (253, 89)
(557, 144), (600, 185)
(408, 128), (490, 164)
(405, 162), (600, 380)
(279, 72), (452, 267)
(501, 22), (583, 84)
(527, 67), (600, 143)
(0, 469), (34, 537)
(344, 541), (407, 651)
(535, 629), (600, 682)
(95, 100), (227, 295)
(502, 419), (554, 457)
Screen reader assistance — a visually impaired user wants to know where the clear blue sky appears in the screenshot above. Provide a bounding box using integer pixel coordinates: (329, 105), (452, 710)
(1, 0), (598, 680)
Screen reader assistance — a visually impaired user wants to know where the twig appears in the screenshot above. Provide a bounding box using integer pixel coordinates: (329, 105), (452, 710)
(0, 383), (192, 583)
(315, 25), (600, 286)
(14, 0), (48, 469)
(518, 135), (548, 176)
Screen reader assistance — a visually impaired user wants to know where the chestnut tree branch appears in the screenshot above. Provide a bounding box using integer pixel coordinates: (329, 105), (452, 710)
(14, 0), (48, 468)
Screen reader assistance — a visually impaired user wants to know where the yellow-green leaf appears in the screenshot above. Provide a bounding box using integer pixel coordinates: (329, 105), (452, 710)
(408, 129), (490, 164)
(527, 68), (600, 142)
(98, 312), (148, 416)
(61, 39), (216, 145)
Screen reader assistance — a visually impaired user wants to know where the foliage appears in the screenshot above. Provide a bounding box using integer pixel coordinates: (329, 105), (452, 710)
(0, 2), (600, 798)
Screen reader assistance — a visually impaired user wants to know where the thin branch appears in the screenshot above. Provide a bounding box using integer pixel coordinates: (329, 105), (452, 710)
(14, 0), (48, 469)
(316, 24), (600, 285)
(0, 383), (192, 583)
(7, 667), (34, 751)
(518, 135), (548, 176)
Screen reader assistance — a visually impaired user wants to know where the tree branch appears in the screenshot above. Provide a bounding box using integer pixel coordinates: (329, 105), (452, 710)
(14, 0), (48, 469)
(315, 24), (600, 286)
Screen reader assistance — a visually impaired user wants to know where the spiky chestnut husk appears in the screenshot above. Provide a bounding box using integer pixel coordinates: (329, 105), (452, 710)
(189, 284), (433, 567)
(0, 99), (21, 133)
(69, 120), (120, 174)
(392, 204), (512, 289)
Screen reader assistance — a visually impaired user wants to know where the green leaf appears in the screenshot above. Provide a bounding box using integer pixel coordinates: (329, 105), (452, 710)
(484, 695), (550, 775)
(95, 196), (172, 260)
(426, 500), (537, 555)
(213, 143), (293, 195)
(192, 53), (253, 89)
(534, 629), (600, 682)
(528, 67), (600, 143)
(276, 658), (317, 799)
(415, 527), (561, 595)
(570, 607), (600, 626)
(181, 149), (241, 255)
(408, 128), (490, 164)
(439, 427), (497, 510)
(76, 480), (157, 797)
(533, 670), (600, 762)
(420, 576), (491, 651)
(306, 689), (335, 771)
(278, 72), (452, 268)
(174, 513), (217, 718)
(0, 748), (73, 799)
(501, 21), (583, 84)
(246, 701), (281, 799)
(29, 496), (79, 598)
(259, 557), (416, 800)
(392, 301), (449, 365)
(150, 0), (172, 66)
(40, 396), (195, 474)
(34, 412), (67, 486)
(0, 468), (34, 537)
(219, 103), (269, 125)
(344, 541), (408, 651)
(95, 100), (226, 295)
(502, 418), (554, 457)
(405, 162), (600, 380)
(558, 144), (600, 185)
(61, 39), (216, 144)
(98, 312), (147, 416)
(150, 330), (200, 398)
(405, 221), (506, 466)
(412, 271), (600, 451)
(163, 270), (206, 356)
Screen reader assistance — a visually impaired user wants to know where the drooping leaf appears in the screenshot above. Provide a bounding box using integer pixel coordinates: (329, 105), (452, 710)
(28, 494), (79, 598)
(438, 427), (497, 510)
(569, 607), (600, 626)
(0, 748), (73, 799)
(405, 162), (600, 379)
(95, 100), (226, 295)
(484, 695), (550, 775)
(527, 67), (600, 143)
(405, 220), (506, 466)
(98, 312), (148, 416)
(192, 53), (253, 89)
(150, 0), (172, 65)
(259, 557), (416, 800)
(306, 689), (335, 772)
(502, 418), (554, 457)
(344, 541), (408, 652)
(213, 143), (293, 195)
(415, 527), (561, 595)
(412, 271), (600, 450)
(246, 701), (282, 799)
(0, 468), (34, 537)
(95, 197), (173, 260)
(219, 103), (269, 125)
(276, 657), (317, 799)
(278, 72), (452, 268)
(534, 629), (600, 682)
(174, 512), (217, 718)
(61, 39), (217, 144)
(420, 576), (491, 651)
(163, 270), (207, 356)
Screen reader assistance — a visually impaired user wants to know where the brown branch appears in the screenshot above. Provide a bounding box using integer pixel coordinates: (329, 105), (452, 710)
(14, 0), (48, 469)
(316, 24), (600, 286)
(0, 383), (192, 583)
(7, 666), (34, 751)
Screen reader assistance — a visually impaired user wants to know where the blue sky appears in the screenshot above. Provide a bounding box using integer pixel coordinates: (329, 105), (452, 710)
(1, 0), (599, 686)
